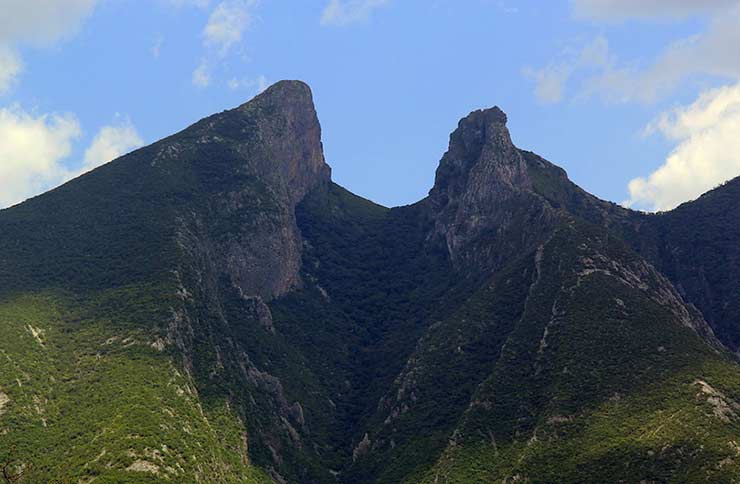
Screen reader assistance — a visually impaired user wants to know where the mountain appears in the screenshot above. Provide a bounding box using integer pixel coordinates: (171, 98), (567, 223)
(0, 80), (738, 484)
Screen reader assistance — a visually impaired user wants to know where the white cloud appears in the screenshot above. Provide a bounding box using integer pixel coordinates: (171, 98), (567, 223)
(0, 46), (22, 95)
(587, 6), (740, 103)
(81, 119), (144, 173)
(0, 108), (144, 209)
(524, 65), (569, 104)
(192, 0), (259, 87)
(227, 74), (268, 93)
(625, 83), (740, 211)
(321, 0), (390, 26)
(0, 0), (97, 46)
(203, 0), (257, 56)
(0, 0), (142, 209)
(192, 61), (211, 87)
(497, 1), (519, 14)
(572, 0), (739, 20)
(0, 106), (81, 208)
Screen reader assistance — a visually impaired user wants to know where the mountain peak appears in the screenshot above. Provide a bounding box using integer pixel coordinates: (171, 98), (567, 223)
(239, 79), (315, 112)
(179, 79), (332, 205)
(460, 105), (508, 126)
(428, 105), (533, 263)
(430, 105), (528, 201)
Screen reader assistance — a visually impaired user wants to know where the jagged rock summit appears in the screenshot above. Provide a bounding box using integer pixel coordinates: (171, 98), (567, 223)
(431, 106), (529, 199)
(232, 80), (332, 204)
(0, 80), (738, 484)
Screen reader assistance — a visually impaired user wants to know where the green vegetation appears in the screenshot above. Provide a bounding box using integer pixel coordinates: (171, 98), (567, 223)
(0, 91), (290, 482)
(0, 290), (271, 483)
(409, 223), (740, 483)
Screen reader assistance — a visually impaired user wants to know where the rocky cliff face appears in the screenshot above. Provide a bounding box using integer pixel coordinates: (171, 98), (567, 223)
(427, 107), (556, 272)
(430, 107), (530, 207)
(163, 81), (337, 483)
(166, 80), (331, 301)
(230, 80), (332, 206)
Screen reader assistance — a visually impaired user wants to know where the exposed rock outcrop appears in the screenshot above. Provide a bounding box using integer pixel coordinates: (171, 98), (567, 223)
(427, 107), (551, 270)
(162, 80), (331, 301)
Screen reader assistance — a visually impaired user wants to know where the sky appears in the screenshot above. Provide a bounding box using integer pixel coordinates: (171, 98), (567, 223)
(1, 0), (740, 211)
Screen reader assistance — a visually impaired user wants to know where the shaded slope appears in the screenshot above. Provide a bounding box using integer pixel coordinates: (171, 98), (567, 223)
(412, 220), (740, 483)
(326, 108), (740, 483)
(516, 149), (740, 355)
(642, 178), (740, 354)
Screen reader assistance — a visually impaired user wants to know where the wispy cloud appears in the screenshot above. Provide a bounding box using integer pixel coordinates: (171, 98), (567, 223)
(227, 74), (268, 93)
(524, 36), (611, 104)
(530, 1), (740, 104)
(192, 62), (211, 87)
(321, 0), (390, 26)
(0, 46), (22, 95)
(192, 0), (259, 87)
(166, 0), (212, 7)
(526, 1), (740, 210)
(151, 35), (164, 59)
(204, 0), (257, 55)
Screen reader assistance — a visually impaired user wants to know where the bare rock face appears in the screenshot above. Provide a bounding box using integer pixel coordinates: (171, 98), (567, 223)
(232, 80), (332, 205)
(430, 107), (529, 205)
(170, 80), (332, 301)
(428, 107), (547, 269)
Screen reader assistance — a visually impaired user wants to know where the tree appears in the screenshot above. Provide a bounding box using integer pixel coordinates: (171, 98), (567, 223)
(1, 447), (28, 484)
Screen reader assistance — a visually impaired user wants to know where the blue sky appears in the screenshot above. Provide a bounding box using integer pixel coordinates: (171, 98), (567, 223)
(2, 0), (740, 211)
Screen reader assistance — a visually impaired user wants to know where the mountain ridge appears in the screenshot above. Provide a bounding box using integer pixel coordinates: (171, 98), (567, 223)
(0, 80), (738, 483)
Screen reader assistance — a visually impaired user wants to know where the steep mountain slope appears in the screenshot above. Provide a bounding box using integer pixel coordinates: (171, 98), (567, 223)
(333, 107), (740, 484)
(0, 80), (330, 483)
(639, 180), (740, 355)
(0, 80), (738, 483)
(516, 149), (740, 357)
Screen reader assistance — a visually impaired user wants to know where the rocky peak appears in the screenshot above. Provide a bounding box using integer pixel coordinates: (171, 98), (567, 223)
(167, 80), (333, 301)
(234, 80), (331, 203)
(429, 106), (530, 209)
(427, 106), (540, 266)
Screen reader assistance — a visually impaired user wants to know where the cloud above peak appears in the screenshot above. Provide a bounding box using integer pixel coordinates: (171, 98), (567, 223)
(0, 107), (80, 209)
(82, 119), (143, 173)
(524, 1), (740, 211)
(203, 0), (258, 55)
(0, 0), (98, 94)
(192, 0), (259, 88)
